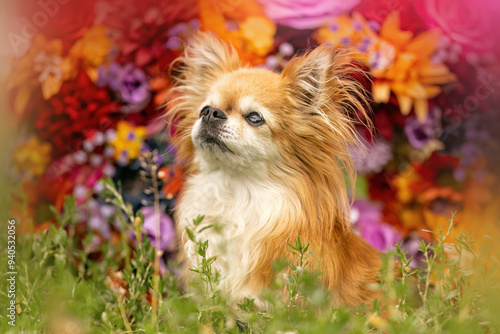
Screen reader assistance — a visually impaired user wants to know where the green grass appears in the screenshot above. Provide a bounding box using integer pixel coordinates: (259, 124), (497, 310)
(1, 179), (499, 333)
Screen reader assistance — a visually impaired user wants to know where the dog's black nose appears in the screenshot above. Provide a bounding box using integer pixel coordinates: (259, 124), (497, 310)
(201, 107), (227, 123)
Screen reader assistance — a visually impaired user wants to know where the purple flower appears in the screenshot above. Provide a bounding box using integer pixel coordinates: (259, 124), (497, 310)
(118, 64), (150, 105)
(404, 114), (437, 149)
(168, 22), (188, 37)
(351, 200), (401, 251)
(97, 63), (151, 112)
(350, 137), (393, 174)
(402, 233), (428, 268)
(258, 0), (360, 29)
(165, 37), (182, 50)
(140, 206), (176, 251)
(97, 62), (122, 89)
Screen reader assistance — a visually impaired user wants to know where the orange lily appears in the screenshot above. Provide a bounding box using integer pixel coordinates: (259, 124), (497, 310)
(370, 12), (456, 121)
(316, 11), (456, 121)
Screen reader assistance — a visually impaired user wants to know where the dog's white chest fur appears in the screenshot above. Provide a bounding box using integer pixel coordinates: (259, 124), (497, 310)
(177, 170), (294, 301)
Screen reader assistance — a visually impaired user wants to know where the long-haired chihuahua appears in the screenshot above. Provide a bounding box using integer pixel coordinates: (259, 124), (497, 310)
(167, 32), (381, 307)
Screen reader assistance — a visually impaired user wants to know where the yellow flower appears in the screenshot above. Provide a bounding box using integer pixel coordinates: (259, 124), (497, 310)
(13, 137), (52, 176)
(399, 206), (426, 231)
(393, 169), (421, 204)
(70, 25), (110, 81)
(109, 121), (147, 164)
(240, 16), (276, 56)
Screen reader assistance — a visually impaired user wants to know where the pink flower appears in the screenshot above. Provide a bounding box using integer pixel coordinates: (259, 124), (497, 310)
(414, 0), (500, 54)
(351, 200), (401, 251)
(354, 0), (426, 33)
(258, 0), (360, 29)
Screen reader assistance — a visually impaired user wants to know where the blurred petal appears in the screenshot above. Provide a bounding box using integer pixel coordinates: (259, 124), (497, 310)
(397, 94), (413, 115)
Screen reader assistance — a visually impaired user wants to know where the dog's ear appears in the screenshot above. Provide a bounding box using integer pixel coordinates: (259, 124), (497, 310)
(281, 46), (369, 118)
(172, 32), (241, 103)
(281, 46), (335, 109)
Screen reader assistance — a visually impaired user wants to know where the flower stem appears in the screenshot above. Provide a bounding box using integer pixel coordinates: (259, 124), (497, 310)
(150, 159), (162, 329)
(118, 295), (133, 332)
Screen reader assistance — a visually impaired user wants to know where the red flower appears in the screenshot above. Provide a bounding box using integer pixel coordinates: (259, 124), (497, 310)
(34, 71), (119, 157)
(354, 0), (427, 34)
(413, 151), (460, 189)
(99, 0), (198, 67)
(369, 101), (406, 142)
(158, 165), (184, 200)
(21, 0), (96, 51)
(372, 110), (393, 141)
(368, 171), (401, 228)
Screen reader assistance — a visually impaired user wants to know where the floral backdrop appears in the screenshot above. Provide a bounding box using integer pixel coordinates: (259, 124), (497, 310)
(7, 0), (500, 267)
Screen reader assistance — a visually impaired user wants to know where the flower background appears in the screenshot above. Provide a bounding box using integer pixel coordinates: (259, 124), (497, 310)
(1, 0), (500, 267)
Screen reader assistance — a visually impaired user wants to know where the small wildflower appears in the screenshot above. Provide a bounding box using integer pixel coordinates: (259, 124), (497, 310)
(134, 216), (143, 245)
(279, 42), (294, 57)
(109, 121), (146, 165)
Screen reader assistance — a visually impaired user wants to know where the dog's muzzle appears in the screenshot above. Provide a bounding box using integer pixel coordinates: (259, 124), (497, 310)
(197, 107), (232, 153)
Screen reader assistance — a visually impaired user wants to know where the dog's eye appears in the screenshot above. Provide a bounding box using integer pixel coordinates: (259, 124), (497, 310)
(200, 106), (210, 118)
(245, 112), (265, 126)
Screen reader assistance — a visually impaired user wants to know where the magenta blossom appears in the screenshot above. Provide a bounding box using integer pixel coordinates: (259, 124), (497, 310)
(415, 0), (500, 54)
(351, 200), (401, 251)
(258, 0), (360, 29)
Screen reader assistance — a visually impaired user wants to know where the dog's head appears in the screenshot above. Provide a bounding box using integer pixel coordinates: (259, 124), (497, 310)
(168, 33), (370, 182)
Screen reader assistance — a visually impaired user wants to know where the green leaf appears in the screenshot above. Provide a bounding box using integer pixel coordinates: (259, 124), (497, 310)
(186, 228), (195, 242)
(193, 215), (205, 226)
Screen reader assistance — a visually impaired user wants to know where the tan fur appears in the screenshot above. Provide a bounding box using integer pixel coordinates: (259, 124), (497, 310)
(166, 32), (381, 307)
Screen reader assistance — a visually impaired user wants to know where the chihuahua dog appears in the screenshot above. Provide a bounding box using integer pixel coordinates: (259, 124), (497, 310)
(167, 32), (381, 307)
